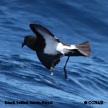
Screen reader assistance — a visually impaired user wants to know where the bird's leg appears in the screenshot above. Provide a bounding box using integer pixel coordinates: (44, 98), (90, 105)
(50, 67), (54, 75)
(63, 56), (70, 79)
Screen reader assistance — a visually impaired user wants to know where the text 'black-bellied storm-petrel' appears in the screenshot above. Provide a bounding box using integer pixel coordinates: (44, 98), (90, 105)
(22, 24), (90, 79)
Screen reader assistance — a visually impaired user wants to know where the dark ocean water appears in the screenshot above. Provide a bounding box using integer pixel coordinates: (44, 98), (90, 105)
(0, 0), (108, 108)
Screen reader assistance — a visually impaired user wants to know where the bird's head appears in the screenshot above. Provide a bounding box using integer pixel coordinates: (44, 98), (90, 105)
(22, 35), (36, 50)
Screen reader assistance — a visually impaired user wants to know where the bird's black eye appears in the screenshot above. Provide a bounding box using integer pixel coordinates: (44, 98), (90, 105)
(24, 36), (28, 41)
(24, 37), (28, 43)
(25, 36), (30, 40)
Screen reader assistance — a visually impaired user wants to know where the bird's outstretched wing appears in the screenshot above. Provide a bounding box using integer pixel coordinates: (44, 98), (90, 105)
(30, 24), (60, 55)
(30, 24), (54, 36)
(30, 24), (60, 41)
(36, 52), (61, 71)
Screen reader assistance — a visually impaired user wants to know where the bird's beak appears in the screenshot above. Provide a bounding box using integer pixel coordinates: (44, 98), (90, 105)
(22, 42), (25, 48)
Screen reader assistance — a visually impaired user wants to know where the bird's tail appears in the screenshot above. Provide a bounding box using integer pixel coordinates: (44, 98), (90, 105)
(75, 41), (90, 57)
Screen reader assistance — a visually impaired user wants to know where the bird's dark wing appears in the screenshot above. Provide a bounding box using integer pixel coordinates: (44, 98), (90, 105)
(29, 24), (60, 42)
(36, 52), (61, 71)
(30, 24), (54, 37)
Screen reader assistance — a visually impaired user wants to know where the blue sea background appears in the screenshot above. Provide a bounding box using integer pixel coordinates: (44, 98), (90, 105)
(0, 0), (108, 108)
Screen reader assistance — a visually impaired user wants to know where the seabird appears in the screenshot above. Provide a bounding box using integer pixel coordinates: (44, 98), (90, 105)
(22, 24), (90, 79)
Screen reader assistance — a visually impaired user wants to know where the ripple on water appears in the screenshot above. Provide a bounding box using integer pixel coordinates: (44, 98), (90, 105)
(92, 56), (106, 63)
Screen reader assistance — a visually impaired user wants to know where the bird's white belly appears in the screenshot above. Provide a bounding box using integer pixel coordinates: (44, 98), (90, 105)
(44, 38), (76, 55)
(56, 43), (69, 54)
(56, 43), (76, 54)
(44, 38), (58, 55)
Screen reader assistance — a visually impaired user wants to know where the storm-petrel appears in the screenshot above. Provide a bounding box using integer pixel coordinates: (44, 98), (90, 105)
(22, 24), (90, 79)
